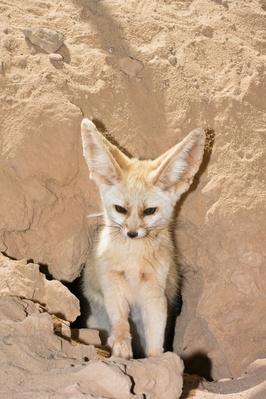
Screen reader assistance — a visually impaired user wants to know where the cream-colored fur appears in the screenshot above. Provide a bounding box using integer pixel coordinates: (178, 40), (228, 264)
(81, 118), (205, 359)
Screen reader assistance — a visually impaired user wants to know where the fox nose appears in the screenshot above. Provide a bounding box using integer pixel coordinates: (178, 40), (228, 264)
(127, 231), (138, 239)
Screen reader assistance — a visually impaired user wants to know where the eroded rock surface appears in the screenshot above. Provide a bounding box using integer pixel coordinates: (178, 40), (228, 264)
(0, 252), (80, 321)
(0, 254), (265, 398)
(0, 295), (184, 398)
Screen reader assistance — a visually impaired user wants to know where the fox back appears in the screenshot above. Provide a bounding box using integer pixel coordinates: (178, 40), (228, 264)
(81, 118), (205, 359)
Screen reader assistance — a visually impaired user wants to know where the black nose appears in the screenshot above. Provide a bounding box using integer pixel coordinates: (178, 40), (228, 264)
(127, 231), (138, 238)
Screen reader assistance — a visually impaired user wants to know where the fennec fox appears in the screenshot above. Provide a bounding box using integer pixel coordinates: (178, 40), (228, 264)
(81, 118), (205, 359)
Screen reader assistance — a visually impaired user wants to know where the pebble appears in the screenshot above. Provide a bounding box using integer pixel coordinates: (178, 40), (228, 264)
(49, 53), (63, 62)
(105, 55), (112, 65)
(193, 80), (199, 88)
(169, 46), (176, 55)
(168, 55), (177, 66)
(14, 56), (27, 69)
(201, 25), (214, 38)
(0, 61), (4, 74)
(23, 27), (64, 53)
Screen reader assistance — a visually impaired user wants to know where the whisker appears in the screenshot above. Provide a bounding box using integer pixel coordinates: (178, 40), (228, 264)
(87, 212), (104, 218)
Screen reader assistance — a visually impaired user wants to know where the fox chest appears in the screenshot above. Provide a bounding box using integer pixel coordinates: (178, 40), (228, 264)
(98, 249), (169, 302)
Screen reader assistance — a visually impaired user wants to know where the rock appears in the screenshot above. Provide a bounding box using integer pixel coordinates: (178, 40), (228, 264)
(119, 56), (144, 77)
(0, 61), (4, 74)
(12, 55), (27, 68)
(126, 352), (184, 399)
(44, 279), (80, 322)
(0, 97), (90, 282)
(200, 25), (214, 38)
(0, 297), (183, 398)
(0, 307), (99, 371)
(0, 293), (264, 398)
(23, 28), (64, 53)
(0, 296), (40, 321)
(174, 194), (266, 379)
(78, 362), (132, 398)
(60, 325), (101, 346)
(0, 312), (61, 357)
(78, 352), (183, 399)
(49, 53), (63, 62)
(0, 253), (80, 322)
(72, 328), (101, 346)
(168, 55), (177, 66)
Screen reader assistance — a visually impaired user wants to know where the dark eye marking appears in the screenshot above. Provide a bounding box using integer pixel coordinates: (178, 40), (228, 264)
(143, 207), (157, 216)
(114, 205), (127, 214)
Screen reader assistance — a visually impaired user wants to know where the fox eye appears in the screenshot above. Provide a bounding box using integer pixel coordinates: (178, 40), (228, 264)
(114, 205), (127, 214)
(143, 207), (157, 216)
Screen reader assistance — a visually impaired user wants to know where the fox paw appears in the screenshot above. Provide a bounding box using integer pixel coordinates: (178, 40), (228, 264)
(108, 335), (133, 359)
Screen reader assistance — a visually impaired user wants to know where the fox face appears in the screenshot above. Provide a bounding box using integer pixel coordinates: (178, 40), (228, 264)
(99, 171), (175, 239)
(81, 119), (205, 240)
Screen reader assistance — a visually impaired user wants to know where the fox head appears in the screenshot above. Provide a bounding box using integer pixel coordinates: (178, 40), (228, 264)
(81, 119), (205, 240)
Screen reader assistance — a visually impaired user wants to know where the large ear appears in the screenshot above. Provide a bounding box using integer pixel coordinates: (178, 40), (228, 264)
(150, 128), (205, 197)
(81, 118), (130, 185)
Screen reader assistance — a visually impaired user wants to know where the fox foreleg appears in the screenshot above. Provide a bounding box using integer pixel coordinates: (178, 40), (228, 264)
(139, 280), (167, 357)
(102, 276), (132, 359)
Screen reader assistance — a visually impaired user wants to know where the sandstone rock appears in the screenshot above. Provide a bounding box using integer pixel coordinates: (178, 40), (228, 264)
(0, 60), (4, 74)
(200, 25), (214, 38)
(174, 203), (266, 379)
(0, 296), (40, 321)
(77, 352), (184, 399)
(49, 53), (63, 62)
(78, 362), (132, 398)
(0, 294), (264, 397)
(0, 294), (263, 399)
(23, 28), (64, 53)
(126, 352), (184, 399)
(0, 298), (184, 398)
(168, 55), (177, 66)
(0, 253), (80, 322)
(72, 328), (101, 346)
(0, 96), (90, 282)
(60, 325), (101, 346)
(60, 335), (99, 361)
(0, 307), (99, 370)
